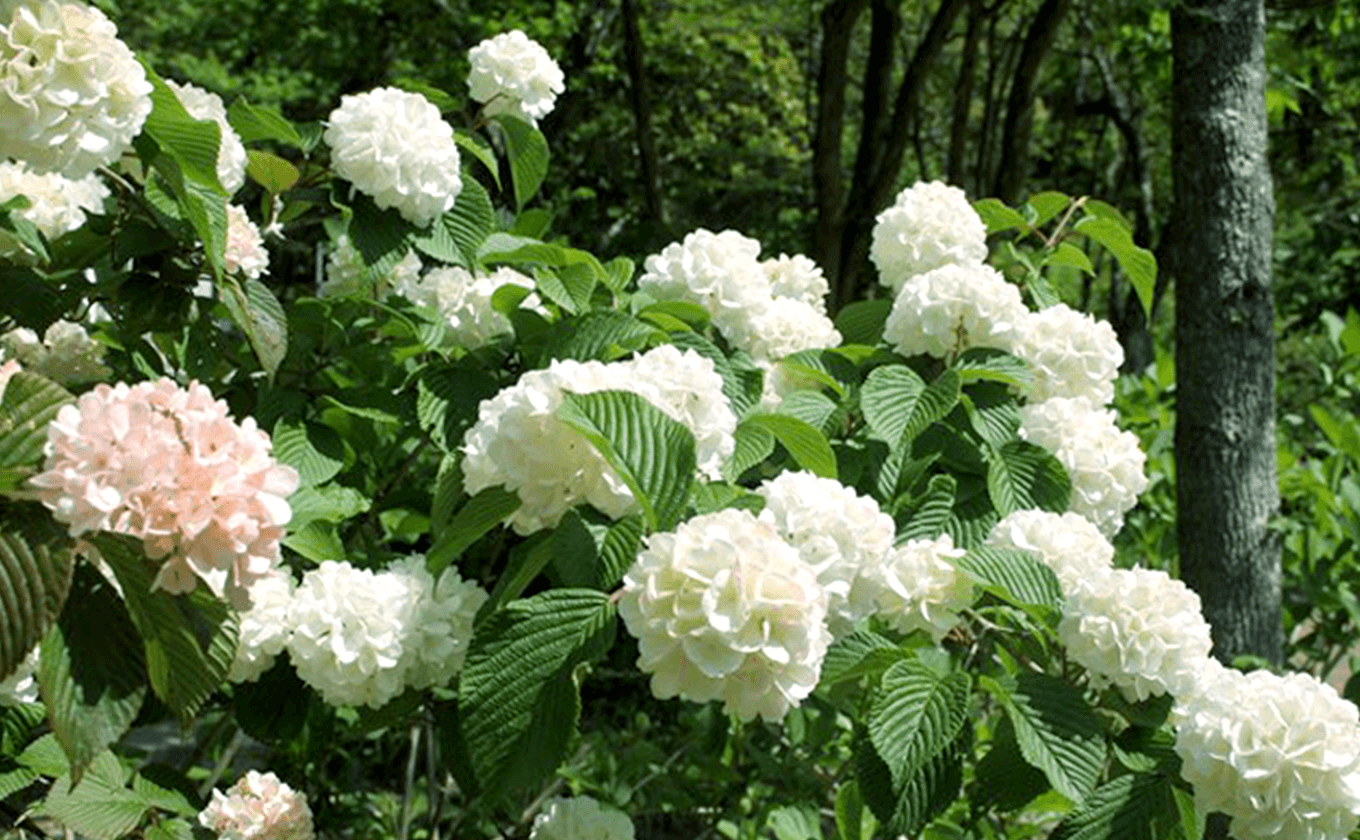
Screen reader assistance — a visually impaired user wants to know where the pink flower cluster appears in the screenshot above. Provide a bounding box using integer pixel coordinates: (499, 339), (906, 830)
(31, 378), (298, 607)
(199, 770), (314, 840)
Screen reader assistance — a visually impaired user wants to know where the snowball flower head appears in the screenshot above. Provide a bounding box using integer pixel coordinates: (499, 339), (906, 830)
(756, 471), (894, 634)
(1059, 566), (1213, 701)
(1013, 304), (1124, 404)
(166, 79), (247, 194)
(0, 160), (109, 258)
(225, 204), (269, 280)
(387, 555), (488, 691)
(872, 535), (972, 641)
(1172, 662), (1360, 840)
(324, 87), (461, 227)
(228, 571), (296, 683)
(30, 379), (299, 607)
(762, 253), (830, 307)
(392, 265), (544, 349)
(461, 345), (736, 534)
(619, 508), (831, 722)
(1018, 397), (1148, 536)
(882, 262), (1026, 359)
(639, 228), (771, 329)
(467, 30), (565, 127)
(2, 320), (109, 386)
(0, 1), (153, 176)
(199, 770), (314, 840)
(319, 234), (422, 299)
(985, 509), (1114, 596)
(871, 181), (989, 294)
(0, 645), (39, 706)
(722, 296), (842, 365)
(530, 796), (635, 840)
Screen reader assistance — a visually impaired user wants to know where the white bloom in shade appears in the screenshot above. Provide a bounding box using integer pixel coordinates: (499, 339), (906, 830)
(1018, 397), (1149, 537)
(1172, 662), (1360, 840)
(467, 30), (565, 127)
(639, 228), (771, 328)
(870, 181), (988, 294)
(319, 234), (422, 299)
(984, 509), (1114, 596)
(286, 560), (423, 708)
(882, 262), (1026, 359)
(1059, 567), (1213, 702)
(723, 296), (842, 365)
(0, 1), (152, 176)
(762, 253), (830, 307)
(461, 346), (736, 534)
(324, 87), (461, 228)
(199, 770), (314, 840)
(872, 535), (972, 641)
(166, 79), (247, 195)
(0, 646), (39, 706)
(387, 555), (488, 690)
(618, 508), (830, 722)
(530, 796), (635, 840)
(2, 320), (108, 386)
(756, 471), (894, 635)
(0, 160), (108, 258)
(30, 379), (299, 608)
(392, 265), (544, 349)
(228, 572), (296, 683)
(225, 205), (269, 280)
(1013, 304), (1124, 404)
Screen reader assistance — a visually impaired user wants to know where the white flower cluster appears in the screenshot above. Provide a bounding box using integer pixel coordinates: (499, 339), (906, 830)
(530, 796), (635, 840)
(31, 379), (299, 607)
(639, 229), (840, 366)
(467, 30), (565, 127)
(870, 181), (989, 295)
(881, 262), (1026, 359)
(227, 571), (295, 683)
(871, 535), (972, 641)
(392, 265), (544, 349)
(1173, 663), (1360, 840)
(461, 345), (737, 534)
(324, 87), (462, 228)
(225, 204), (269, 280)
(1018, 397), (1148, 537)
(0, 646), (39, 706)
(1012, 303), (1124, 404)
(319, 235), (424, 299)
(0, 1), (152, 177)
(166, 79), (247, 195)
(199, 770), (314, 840)
(985, 509), (1114, 596)
(0, 160), (109, 259)
(281, 558), (487, 708)
(2, 320), (108, 386)
(619, 508), (830, 722)
(1058, 567), (1213, 701)
(755, 471), (894, 634)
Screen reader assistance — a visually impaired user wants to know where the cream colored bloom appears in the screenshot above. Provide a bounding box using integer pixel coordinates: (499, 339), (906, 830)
(467, 30), (565, 127)
(870, 181), (989, 294)
(228, 571), (296, 683)
(1013, 304), (1124, 404)
(985, 508), (1114, 596)
(872, 535), (972, 641)
(0, 160), (108, 258)
(882, 262), (1026, 359)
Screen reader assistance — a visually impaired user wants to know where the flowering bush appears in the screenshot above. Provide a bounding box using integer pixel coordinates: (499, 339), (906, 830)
(467, 29), (565, 127)
(199, 771), (314, 840)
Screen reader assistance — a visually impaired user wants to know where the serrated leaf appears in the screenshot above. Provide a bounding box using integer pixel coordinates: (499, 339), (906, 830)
(287, 484), (370, 525)
(142, 66), (227, 193)
(690, 481), (764, 516)
(478, 233), (607, 281)
(973, 716), (1050, 811)
(1073, 215), (1156, 318)
(1049, 773), (1178, 840)
(37, 564), (146, 782)
(459, 589), (614, 799)
(430, 454), (462, 535)
(0, 369), (74, 470)
(540, 311), (662, 362)
(495, 115), (549, 209)
(557, 390), (696, 532)
(445, 178), (495, 264)
(835, 299), (893, 346)
(741, 413), (837, 479)
(271, 419), (343, 487)
(219, 276), (287, 376)
(280, 521), (344, 563)
(0, 513), (74, 678)
(454, 130), (499, 186)
(245, 150), (299, 194)
(227, 98), (303, 148)
(722, 422), (775, 481)
(985, 440), (1071, 516)
(954, 348), (1032, 389)
(982, 673), (1104, 804)
(953, 546), (1061, 609)
(973, 198), (1027, 234)
(861, 366), (960, 452)
(780, 390), (842, 437)
(602, 256), (634, 293)
(1026, 191), (1071, 228)
(36, 750), (149, 840)
(90, 535), (236, 721)
(895, 474), (956, 541)
(344, 192), (415, 283)
(551, 509), (644, 590)
(417, 362), (502, 452)
(959, 384), (1021, 448)
(768, 804), (822, 840)
(1047, 242), (1095, 275)
(427, 485), (521, 576)
(821, 631), (912, 685)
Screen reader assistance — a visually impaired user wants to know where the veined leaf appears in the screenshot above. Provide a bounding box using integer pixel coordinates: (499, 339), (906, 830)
(985, 439), (1071, 516)
(723, 421), (776, 481)
(1073, 215), (1157, 318)
(539, 311), (662, 362)
(1049, 772), (1180, 840)
(550, 509), (643, 590)
(981, 673), (1105, 804)
(953, 546), (1061, 609)
(494, 115), (549, 209)
(1025, 191), (1071, 229)
(271, 419), (344, 487)
(973, 198), (1027, 234)
(861, 366), (960, 452)
(35, 749), (149, 840)
(821, 631), (913, 685)
(954, 348), (1032, 389)
(445, 177), (495, 264)
(895, 474), (956, 541)
(0, 365), (75, 472)
(742, 413), (837, 479)
(454, 130), (500, 186)
(245, 150), (299, 194)
(219, 276), (287, 377)
(973, 716), (1051, 811)
(0, 509), (73, 677)
(227, 98), (303, 147)
(427, 485), (521, 576)
(835, 299), (893, 346)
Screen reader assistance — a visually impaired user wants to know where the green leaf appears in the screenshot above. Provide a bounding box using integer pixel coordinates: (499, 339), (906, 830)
(245, 150), (299, 194)
(958, 384), (1021, 449)
(973, 716), (1051, 811)
(233, 659), (310, 745)
(835, 780), (877, 840)
(602, 256), (635, 293)
(1025, 191), (1071, 229)
(0, 368), (75, 472)
(495, 115), (549, 209)
(271, 419), (344, 487)
(973, 198), (1027, 234)
(37, 564), (146, 783)
(982, 673), (1105, 804)
(454, 130), (500, 186)
(280, 521), (345, 563)
(985, 440), (1072, 516)
(0, 513), (73, 678)
(835, 299), (893, 346)
(1047, 242), (1095, 276)
(1312, 404), (1360, 464)
(539, 311), (662, 362)
(861, 367), (960, 452)
(690, 481), (765, 516)
(953, 546), (1061, 609)
(287, 483), (370, 526)
(142, 66), (226, 193)
(895, 474), (956, 541)
(821, 631), (913, 685)
(768, 804), (823, 840)
(668, 330), (759, 419)
(478, 233), (607, 281)
(427, 486), (521, 576)
(0, 199), (50, 263)
(722, 421), (776, 481)
(557, 390), (697, 532)
(344, 192), (415, 283)
(219, 276), (288, 377)
(35, 750), (149, 840)
(459, 589), (614, 799)
(227, 98), (303, 147)
(445, 178), (495, 265)
(1049, 773), (1179, 840)
(741, 413), (837, 479)
(483, 532), (554, 613)
(954, 348), (1032, 389)
(417, 361), (502, 452)
(1073, 215), (1157, 318)
(90, 535), (236, 721)
(550, 509), (644, 590)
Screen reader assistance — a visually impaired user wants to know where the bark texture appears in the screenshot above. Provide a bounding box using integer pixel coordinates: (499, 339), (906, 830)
(1171, 0), (1282, 667)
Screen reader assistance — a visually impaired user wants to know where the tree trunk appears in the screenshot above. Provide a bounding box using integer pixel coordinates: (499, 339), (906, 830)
(992, 0), (1070, 204)
(1171, 0), (1282, 668)
(946, 0), (982, 190)
(620, 0), (665, 225)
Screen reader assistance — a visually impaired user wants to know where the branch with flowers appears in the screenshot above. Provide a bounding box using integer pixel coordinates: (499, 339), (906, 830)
(0, 3), (1355, 840)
